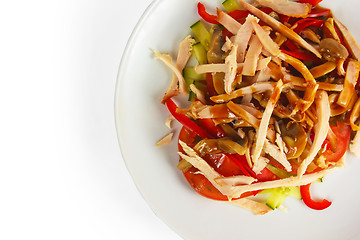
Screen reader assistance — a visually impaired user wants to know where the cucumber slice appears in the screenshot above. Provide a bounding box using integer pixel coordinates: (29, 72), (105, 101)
(191, 21), (212, 51)
(192, 42), (208, 65)
(222, 0), (241, 12)
(183, 67), (206, 102)
(183, 67), (205, 81)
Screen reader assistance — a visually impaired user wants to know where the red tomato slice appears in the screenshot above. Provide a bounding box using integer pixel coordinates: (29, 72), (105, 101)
(178, 127), (273, 200)
(323, 122), (351, 163)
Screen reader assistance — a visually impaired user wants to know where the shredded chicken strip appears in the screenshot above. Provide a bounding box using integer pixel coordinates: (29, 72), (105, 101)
(211, 82), (276, 103)
(217, 9), (242, 34)
(257, 0), (310, 18)
(243, 34), (263, 76)
(224, 44), (238, 94)
(252, 80), (284, 173)
(298, 90), (330, 177)
(234, 15), (258, 62)
(231, 198), (272, 215)
(334, 18), (360, 60)
(230, 165), (340, 199)
(252, 20), (280, 57)
(238, 0), (321, 58)
(156, 132), (174, 146)
(337, 60), (360, 108)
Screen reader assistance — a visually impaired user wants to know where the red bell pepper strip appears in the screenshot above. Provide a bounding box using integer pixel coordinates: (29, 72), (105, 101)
(300, 183), (332, 210)
(308, 8), (331, 18)
(197, 2), (218, 24)
(225, 153), (252, 177)
(280, 15), (291, 24)
(228, 10), (250, 20)
(297, 0), (323, 6)
(284, 39), (299, 51)
(293, 18), (325, 33)
(198, 118), (226, 139)
(166, 98), (210, 139)
(281, 50), (321, 62)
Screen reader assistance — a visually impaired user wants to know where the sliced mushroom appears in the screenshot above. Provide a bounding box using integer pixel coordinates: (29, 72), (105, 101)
(319, 38), (349, 62)
(279, 121), (307, 159)
(207, 27), (226, 94)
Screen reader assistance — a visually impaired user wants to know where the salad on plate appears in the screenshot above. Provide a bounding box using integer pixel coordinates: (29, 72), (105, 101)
(155, 0), (360, 215)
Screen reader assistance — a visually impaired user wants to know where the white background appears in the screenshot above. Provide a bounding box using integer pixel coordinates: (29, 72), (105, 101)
(0, 0), (181, 239)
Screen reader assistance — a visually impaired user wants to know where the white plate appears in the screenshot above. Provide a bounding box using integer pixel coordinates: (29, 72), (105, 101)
(115, 0), (360, 239)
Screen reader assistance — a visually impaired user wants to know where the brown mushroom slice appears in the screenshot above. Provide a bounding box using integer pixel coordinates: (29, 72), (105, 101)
(237, 0), (321, 58)
(310, 62), (337, 79)
(211, 82), (276, 103)
(256, 0), (310, 18)
(337, 60), (360, 108)
(319, 38), (349, 62)
(334, 17), (360, 61)
(279, 121), (307, 159)
(207, 28), (226, 94)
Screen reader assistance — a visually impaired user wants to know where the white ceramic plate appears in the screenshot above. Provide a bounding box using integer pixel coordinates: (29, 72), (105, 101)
(115, 0), (360, 239)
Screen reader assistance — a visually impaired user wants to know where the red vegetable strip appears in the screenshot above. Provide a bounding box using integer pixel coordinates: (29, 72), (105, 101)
(308, 8), (331, 18)
(297, 0), (323, 6)
(280, 15), (290, 24)
(228, 10), (250, 20)
(293, 18), (325, 33)
(284, 39), (299, 51)
(225, 153), (252, 177)
(197, 2), (218, 24)
(281, 50), (320, 62)
(259, 7), (273, 14)
(166, 98), (210, 139)
(300, 183), (332, 210)
(198, 118), (226, 139)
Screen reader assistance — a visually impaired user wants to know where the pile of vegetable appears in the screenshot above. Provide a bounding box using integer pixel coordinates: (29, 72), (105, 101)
(155, 0), (360, 214)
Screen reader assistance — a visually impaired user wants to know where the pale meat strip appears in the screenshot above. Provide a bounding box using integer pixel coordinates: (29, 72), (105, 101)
(231, 198), (272, 215)
(194, 63), (244, 74)
(217, 9), (242, 35)
(257, 0), (310, 18)
(237, 0), (321, 58)
(242, 34), (263, 76)
(224, 44), (238, 94)
(156, 132), (174, 146)
(211, 82), (275, 103)
(252, 20), (280, 57)
(334, 18), (360, 61)
(298, 90), (331, 177)
(337, 60), (360, 108)
(263, 139), (292, 172)
(230, 165), (340, 199)
(233, 15), (258, 62)
(251, 80), (284, 174)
